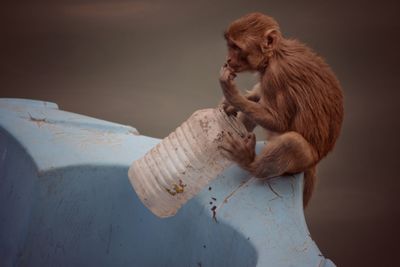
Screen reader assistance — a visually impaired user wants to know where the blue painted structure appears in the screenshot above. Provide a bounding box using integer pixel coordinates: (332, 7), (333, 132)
(0, 98), (335, 266)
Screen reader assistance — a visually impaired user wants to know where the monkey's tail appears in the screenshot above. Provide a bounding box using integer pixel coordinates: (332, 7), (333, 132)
(303, 166), (317, 208)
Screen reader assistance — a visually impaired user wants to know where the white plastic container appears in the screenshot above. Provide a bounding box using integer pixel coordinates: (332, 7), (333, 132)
(128, 107), (248, 218)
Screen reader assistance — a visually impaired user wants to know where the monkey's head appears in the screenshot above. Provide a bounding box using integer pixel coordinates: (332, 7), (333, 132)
(224, 12), (282, 73)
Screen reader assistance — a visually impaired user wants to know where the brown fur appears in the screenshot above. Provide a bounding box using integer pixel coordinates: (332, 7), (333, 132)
(219, 13), (343, 207)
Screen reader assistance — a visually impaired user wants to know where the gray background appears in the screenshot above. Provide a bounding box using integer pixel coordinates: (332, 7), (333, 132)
(1, 1), (399, 266)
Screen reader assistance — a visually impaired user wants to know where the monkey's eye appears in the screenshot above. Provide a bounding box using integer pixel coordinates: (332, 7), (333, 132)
(228, 43), (240, 51)
(240, 53), (248, 61)
(237, 48), (248, 59)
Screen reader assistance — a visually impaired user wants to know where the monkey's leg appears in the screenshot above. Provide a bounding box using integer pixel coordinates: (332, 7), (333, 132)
(250, 134), (319, 207)
(248, 132), (318, 178)
(220, 131), (319, 207)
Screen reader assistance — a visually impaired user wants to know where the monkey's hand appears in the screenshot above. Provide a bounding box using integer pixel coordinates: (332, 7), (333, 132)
(219, 64), (244, 108)
(218, 132), (256, 171)
(219, 98), (238, 116)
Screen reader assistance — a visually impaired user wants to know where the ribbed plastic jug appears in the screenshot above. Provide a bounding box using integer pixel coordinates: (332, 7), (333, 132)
(128, 107), (248, 217)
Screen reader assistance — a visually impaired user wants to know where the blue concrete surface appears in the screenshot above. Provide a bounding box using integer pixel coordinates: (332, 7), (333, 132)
(0, 98), (335, 266)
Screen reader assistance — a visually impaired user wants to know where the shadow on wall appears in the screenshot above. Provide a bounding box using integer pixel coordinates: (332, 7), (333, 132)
(1, 161), (257, 266)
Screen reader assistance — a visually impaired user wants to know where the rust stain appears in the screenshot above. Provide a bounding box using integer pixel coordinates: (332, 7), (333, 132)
(199, 119), (211, 134)
(214, 130), (225, 143)
(294, 240), (309, 252)
(222, 178), (253, 205)
(211, 205), (218, 223)
(165, 179), (186, 196)
(27, 112), (48, 127)
(213, 177), (254, 221)
(25, 112), (127, 147)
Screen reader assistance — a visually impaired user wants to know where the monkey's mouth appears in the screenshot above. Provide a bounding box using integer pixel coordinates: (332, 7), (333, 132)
(228, 64), (242, 73)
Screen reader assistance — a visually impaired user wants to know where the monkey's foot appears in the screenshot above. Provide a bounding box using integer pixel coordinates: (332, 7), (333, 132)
(219, 132), (256, 170)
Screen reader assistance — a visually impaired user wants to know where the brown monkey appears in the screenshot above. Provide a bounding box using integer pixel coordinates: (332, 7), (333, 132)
(218, 13), (343, 207)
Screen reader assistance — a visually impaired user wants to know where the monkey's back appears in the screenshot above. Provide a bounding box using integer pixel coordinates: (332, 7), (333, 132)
(270, 39), (344, 159)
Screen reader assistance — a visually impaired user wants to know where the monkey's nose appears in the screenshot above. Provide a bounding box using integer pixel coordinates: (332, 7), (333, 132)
(227, 58), (232, 64)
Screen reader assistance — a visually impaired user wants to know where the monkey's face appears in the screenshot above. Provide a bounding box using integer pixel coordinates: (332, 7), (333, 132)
(225, 38), (265, 73)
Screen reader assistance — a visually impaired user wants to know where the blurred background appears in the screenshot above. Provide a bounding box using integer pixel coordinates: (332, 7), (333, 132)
(1, 1), (399, 266)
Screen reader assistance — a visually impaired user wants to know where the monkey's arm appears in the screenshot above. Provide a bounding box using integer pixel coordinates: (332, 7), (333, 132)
(219, 67), (287, 132)
(244, 83), (262, 102)
(220, 83), (261, 132)
(220, 83), (261, 110)
(236, 99), (287, 132)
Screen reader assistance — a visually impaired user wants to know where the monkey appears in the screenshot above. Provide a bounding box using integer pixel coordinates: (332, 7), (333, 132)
(218, 12), (344, 207)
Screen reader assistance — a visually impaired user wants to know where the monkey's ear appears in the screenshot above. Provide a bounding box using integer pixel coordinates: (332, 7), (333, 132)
(261, 29), (279, 54)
